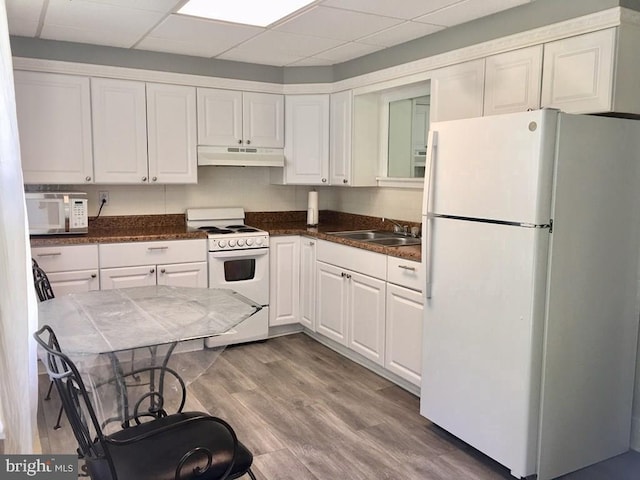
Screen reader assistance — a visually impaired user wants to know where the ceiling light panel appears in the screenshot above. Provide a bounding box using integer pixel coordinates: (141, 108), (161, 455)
(178, 0), (316, 27)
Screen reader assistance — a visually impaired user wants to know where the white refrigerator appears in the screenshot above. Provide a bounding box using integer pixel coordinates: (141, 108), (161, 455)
(420, 109), (640, 480)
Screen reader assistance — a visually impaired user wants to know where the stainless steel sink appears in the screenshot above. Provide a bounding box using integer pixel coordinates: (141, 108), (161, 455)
(368, 237), (421, 246)
(328, 230), (396, 240)
(328, 230), (420, 246)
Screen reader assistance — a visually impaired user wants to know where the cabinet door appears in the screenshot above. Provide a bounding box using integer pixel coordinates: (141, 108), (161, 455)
(157, 261), (207, 287)
(299, 238), (316, 331)
(329, 90), (352, 186)
(14, 71), (93, 184)
(484, 45), (542, 116)
(316, 261), (348, 345)
(100, 265), (157, 289)
(430, 59), (485, 122)
(48, 270), (99, 295)
(269, 236), (300, 327)
(348, 270), (386, 365)
(197, 88), (243, 146)
(385, 283), (423, 386)
(541, 28), (615, 114)
(92, 78), (149, 183)
(147, 83), (197, 184)
(243, 92), (284, 148)
(284, 95), (329, 185)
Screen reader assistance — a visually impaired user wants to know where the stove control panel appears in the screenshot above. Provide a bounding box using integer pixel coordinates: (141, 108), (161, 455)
(209, 234), (269, 251)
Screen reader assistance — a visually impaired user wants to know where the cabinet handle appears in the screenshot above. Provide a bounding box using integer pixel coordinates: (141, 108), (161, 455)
(142, 176), (147, 182)
(322, 178), (327, 183)
(238, 139), (242, 144)
(341, 272), (346, 278)
(398, 265), (416, 271)
(160, 268), (166, 274)
(308, 241), (315, 246)
(147, 246), (169, 251)
(246, 140), (251, 145)
(85, 176), (92, 182)
(346, 274), (351, 279)
(36, 252), (62, 257)
(152, 176), (157, 182)
(150, 268), (155, 274)
(343, 179), (348, 184)
(90, 274), (97, 278)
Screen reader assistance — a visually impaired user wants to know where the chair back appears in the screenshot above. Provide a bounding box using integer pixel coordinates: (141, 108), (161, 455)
(33, 326), (114, 470)
(32, 259), (55, 301)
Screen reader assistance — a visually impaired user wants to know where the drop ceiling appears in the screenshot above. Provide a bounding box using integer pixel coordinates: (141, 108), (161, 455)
(6, 0), (532, 67)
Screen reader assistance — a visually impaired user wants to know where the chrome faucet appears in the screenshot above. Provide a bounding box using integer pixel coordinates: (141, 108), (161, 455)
(383, 217), (409, 235)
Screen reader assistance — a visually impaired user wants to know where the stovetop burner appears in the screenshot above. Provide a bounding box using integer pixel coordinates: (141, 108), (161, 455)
(198, 226), (234, 234)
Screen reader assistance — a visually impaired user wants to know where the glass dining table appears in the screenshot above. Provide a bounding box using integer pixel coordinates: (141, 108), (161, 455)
(37, 285), (261, 431)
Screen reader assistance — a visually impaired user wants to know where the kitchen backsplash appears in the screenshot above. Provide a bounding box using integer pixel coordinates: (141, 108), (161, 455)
(32, 166), (424, 223)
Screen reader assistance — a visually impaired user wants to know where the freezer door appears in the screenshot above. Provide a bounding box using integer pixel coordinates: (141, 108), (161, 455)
(422, 110), (557, 225)
(420, 216), (549, 478)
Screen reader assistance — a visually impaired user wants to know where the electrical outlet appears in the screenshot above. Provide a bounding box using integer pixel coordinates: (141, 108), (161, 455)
(99, 191), (109, 205)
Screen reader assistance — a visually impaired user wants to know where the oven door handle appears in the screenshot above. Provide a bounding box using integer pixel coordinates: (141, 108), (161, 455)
(210, 248), (269, 258)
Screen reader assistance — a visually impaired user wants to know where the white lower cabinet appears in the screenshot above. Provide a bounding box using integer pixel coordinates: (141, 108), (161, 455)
(299, 237), (316, 331)
(316, 240), (387, 366)
(99, 239), (207, 289)
(269, 236), (300, 327)
(31, 244), (99, 295)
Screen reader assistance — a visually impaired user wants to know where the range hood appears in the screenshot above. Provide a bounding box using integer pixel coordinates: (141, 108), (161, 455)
(197, 145), (285, 167)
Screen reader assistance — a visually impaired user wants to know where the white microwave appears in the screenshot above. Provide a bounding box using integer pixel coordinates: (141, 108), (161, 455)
(25, 192), (89, 235)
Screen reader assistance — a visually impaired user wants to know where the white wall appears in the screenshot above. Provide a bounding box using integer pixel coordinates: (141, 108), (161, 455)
(633, 334), (640, 450)
(73, 166), (424, 223)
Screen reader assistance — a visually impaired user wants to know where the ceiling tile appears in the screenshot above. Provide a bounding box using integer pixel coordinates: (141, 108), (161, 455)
(82, 0), (182, 13)
(314, 42), (381, 63)
(415, 0), (530, 27)
(321, 0), (463, 20)
(275, 6), (402, 41)
(358, 21), (444, 47)
(137, 14), (263, 57)
(5, 0), (45, 37)
(288, 56), (336, 66)
(41, 0), (167, 47)
(217, 49), (305, 67)
(229, 30), (345, 59)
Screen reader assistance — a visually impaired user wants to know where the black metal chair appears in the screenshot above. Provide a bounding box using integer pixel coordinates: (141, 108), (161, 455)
(32, 258), (55, 302)
(34, 325), (257, 480)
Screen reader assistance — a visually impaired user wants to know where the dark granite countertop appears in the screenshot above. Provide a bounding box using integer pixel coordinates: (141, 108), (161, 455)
(30, 211), (422, 261)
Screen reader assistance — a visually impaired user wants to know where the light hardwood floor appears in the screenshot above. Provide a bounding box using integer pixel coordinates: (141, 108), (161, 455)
(38, 333), (640, 479)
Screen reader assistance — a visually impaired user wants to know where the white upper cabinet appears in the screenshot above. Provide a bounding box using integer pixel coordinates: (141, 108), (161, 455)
(278, 94), (329, 185)
(484, 45), (542, 116)
(330, 90), (352, 186)
(15, 71), (93, 184)
(92, 78), (148, 184)
(430, 59), (485, 122)
(541, 29), (616, 114)
(197, 88), (284, 148)
(146, 83), (198, 184)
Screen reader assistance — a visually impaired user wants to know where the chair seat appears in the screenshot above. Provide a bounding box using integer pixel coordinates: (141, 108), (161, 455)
(87, 412), (253, 480)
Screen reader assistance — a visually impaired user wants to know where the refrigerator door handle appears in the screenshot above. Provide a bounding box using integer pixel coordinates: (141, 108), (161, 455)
(424, 130), (437, 299)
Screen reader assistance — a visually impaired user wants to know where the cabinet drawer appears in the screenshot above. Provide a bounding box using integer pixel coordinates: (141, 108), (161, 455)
(32, 244), (98, 272)
(99, 239), (206, 268)
(387, 256), (422, 292)
(316, 240), (386, 279)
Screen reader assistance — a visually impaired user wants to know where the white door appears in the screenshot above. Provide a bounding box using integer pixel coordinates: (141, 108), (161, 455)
(100, 265), (157, 289)
(425, 110), (556, 225)
(284, 95), (330, 185)
(48, 270), (100, 295)
(421, 217), (549, 479)
(157, 262), (207, 287)
(316, 261), (347, 345)
(197, 88), (243, 146)
(147, 83), (197, 184)
(243, 92), (284, 148)
(14, 71), (93, 184)
(92, 78), (148, 184)
(347, 271), (386, 365)
(385, 284), (423, 386)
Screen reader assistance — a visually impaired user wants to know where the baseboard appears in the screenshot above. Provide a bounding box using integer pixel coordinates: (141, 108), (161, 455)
(631, 416), (640, 452)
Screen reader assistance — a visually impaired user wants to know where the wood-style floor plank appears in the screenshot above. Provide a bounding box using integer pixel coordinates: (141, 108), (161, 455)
(38, 333), (640, 480)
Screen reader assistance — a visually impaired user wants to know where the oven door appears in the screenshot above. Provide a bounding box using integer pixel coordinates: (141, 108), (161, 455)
(208, 248), (269, 306)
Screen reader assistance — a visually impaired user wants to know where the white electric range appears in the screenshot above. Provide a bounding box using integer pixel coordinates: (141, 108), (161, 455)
(186, 207), (269, 346)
